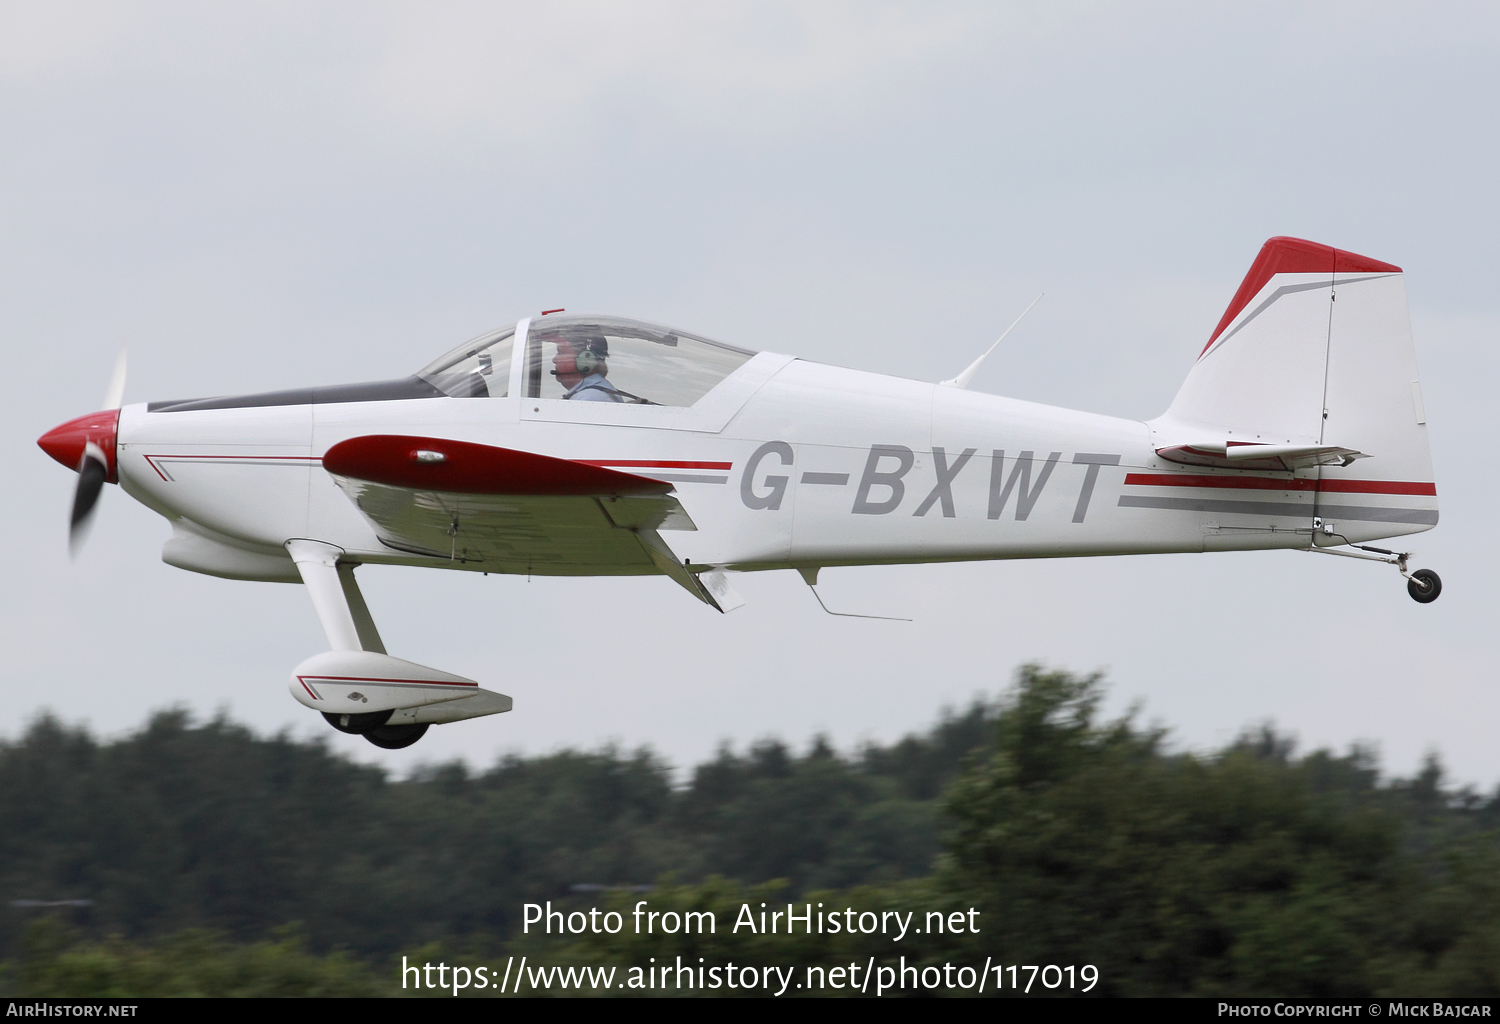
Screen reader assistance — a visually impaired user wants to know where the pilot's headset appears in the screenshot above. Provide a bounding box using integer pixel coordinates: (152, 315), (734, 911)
(554, 336), (608, 376)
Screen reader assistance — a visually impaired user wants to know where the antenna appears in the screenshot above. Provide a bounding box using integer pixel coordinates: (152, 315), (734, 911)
(939, 292), (1044, 389)
(798, 568), (910, 621)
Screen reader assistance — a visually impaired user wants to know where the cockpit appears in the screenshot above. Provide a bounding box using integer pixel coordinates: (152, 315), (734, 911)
(416, 315), (756, 406)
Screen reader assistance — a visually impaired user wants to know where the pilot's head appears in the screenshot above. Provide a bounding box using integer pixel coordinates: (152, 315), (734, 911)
(551, 336), (608, 389)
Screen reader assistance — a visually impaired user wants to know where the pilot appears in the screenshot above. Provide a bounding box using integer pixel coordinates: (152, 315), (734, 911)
(552, 337), (624, 402)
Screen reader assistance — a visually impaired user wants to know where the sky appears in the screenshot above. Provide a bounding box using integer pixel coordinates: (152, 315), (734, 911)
(4, 1), (1499, 783)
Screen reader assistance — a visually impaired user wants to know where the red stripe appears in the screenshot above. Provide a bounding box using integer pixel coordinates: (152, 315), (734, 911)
(575, 460), (733, 470)
(1316, 479), (1437, 495)
(1124, 472), (1436, 496)
(1202, 237), (1401, 356)
(300, 674), (477, 687)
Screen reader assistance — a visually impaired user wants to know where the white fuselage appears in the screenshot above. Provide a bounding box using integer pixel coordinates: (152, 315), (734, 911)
(115, 351), (1435, 585)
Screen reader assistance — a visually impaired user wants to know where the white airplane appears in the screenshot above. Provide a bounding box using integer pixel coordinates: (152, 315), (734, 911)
(39, 236), (1441, 749)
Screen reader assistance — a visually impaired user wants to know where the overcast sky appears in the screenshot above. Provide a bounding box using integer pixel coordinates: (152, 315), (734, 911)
(4, 1), (1498, 784)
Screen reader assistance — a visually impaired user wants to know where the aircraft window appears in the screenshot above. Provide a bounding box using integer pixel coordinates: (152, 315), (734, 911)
(523, 316), (754, 406)
(416, 326), (516, 398)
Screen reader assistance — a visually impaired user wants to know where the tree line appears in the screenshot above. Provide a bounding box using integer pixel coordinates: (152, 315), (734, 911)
(5, 666), (1500, 996)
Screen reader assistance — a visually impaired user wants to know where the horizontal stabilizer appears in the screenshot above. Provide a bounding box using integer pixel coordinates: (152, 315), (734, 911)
(1226, 442), (1368, 468)
(1157, 441), (1369, 472)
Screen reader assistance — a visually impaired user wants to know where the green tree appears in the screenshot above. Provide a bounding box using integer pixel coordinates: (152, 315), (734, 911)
(8, 919), (384, 997)
(936, 665), (1407, 996)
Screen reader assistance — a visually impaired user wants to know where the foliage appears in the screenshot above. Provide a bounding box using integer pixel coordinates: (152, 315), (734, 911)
(528, 667), (1500, 997)
(933, 667), (1406, 995)
(0, 703), (974, 960)
(6, 667), (1500, 996)
(8, 919), (384, 997)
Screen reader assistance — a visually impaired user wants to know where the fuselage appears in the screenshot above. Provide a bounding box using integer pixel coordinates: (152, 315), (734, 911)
(109, 320), (1436, 585)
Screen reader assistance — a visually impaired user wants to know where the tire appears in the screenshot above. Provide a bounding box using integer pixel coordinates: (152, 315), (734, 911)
(1408, 569), (1442, 604)
(364, 723), (429, 749)
(323, 710), (393, 734)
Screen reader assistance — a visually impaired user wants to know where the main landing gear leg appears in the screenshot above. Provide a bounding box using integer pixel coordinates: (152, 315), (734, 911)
(288, 539), (432, 748)
(1307, 523), (1441, 604)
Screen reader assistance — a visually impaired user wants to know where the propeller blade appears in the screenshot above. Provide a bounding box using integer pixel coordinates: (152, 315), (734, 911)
(102, 349), (127, 410)
(69, 445), (108, 556)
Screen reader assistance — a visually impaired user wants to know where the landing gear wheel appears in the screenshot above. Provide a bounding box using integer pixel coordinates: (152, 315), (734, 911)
(1408, 569), (1442, 604)
(323, 710), (393, 734)
(364, 723), (429, 749)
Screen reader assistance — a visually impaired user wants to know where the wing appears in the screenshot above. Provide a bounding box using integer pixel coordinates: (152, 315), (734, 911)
(322, 434), (726, 609)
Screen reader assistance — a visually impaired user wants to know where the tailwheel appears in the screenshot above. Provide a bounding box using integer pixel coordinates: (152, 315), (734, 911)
(1407, 569), (1442, 604)
(364, 723), (429, 749)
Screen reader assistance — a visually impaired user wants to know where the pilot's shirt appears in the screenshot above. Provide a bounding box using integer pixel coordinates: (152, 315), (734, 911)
(563, 374), (624, 403)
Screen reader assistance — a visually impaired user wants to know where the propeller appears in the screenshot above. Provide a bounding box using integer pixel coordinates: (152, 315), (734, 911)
(38, 351), (126, 555)
(69, 442), (110, 554)
(102, 348), (127, 412)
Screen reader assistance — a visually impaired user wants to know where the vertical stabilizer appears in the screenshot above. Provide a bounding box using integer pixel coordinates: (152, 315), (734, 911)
(1149, 236), (1437, 540)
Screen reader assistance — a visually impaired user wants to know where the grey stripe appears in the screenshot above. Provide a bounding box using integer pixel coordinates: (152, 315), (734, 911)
(1118, 495), (1437, 525)
(800, 472), (850, 485)
(1205, 274), (1394, 358)
(1316, 503), (1439, 525)
(1120, 495), (1314, 516)
(640, 473), (728, 484)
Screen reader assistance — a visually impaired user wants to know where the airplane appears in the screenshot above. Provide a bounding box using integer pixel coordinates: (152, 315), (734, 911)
(38, 236), (1441, 749)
